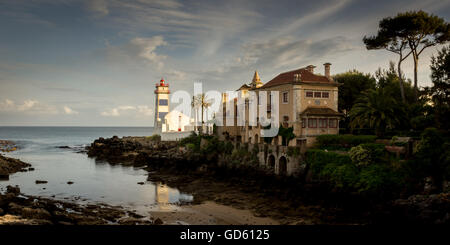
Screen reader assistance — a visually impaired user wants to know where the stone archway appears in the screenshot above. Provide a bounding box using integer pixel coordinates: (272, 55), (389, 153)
(278, 156), (287, 175)
(268, 155), (275, 169)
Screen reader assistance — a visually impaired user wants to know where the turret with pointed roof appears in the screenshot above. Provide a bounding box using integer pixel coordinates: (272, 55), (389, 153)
(250, 70), (263, 89)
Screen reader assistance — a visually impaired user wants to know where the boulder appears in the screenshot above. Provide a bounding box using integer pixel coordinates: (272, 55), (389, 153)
(154, 217), (164, 225)
(6, 185), (20, 195)
(21, 207), (52, 220)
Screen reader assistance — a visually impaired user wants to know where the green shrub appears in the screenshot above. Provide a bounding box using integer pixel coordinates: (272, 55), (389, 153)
(287, 146), (301, 157)
(180, 132), (201, 147)
(360, 143), (386, 162)
(412, 128), (450, 187)
(147, 134), (161, 142)
(278, 126), (296, 146)
(349, 145), (371, 166)
(306, 149), (352, 175)
(316, 134), (377, 149)
(349, 143), (386, 166)
(186, 143), (196, 151)
(306, 149), (402, 198)
(356, 164), (402, 195)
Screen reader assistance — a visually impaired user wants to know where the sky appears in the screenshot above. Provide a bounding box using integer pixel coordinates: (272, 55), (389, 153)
(0, 0), (449, 126)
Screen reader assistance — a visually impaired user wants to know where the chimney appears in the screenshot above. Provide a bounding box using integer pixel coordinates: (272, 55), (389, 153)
(324, 63), (331, 78)
(306, 65), (316, 73)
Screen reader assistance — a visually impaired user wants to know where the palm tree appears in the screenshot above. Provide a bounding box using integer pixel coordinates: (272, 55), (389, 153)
(192, 94), (212, 134)
(349, 88), (405, 136)
(191, 95), (199, 132)
(200, 94), (212, 134)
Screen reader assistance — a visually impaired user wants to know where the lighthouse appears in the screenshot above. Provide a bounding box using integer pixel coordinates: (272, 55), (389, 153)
(152, 77), (195, 140)
(153, 78), (170, 133)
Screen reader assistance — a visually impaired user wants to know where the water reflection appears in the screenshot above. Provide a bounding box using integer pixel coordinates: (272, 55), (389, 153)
(0, 127), (193, 215)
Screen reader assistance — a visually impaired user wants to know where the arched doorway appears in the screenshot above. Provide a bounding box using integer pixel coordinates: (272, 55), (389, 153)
(268, 155), (275, 169)
(254, 134), (259, 144)
(279, 156), (287, 175)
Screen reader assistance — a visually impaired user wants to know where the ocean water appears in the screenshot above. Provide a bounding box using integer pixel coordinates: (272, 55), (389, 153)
(0, 127), (193, 214)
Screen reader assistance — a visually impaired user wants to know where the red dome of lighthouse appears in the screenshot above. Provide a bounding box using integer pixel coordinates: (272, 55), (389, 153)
(155, 78), (169, 88)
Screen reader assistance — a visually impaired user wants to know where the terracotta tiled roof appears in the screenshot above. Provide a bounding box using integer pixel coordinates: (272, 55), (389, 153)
(300, 107), (343, 116)
(260, 67), (336, 89)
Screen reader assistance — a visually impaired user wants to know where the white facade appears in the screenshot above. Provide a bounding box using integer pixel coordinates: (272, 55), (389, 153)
(161, 110), (191, 132)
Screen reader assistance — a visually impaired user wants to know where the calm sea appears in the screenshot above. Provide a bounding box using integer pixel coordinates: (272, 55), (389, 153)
(0, 127), (192, 214)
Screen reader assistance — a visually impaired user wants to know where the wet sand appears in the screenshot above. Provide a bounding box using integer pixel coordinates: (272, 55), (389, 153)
(150, 201), (279, 225)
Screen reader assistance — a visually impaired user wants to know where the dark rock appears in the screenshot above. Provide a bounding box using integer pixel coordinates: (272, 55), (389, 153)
(154, 218), (163, 225)
(21, 207), (52, 220)
(8, 202), (25, 215)
(137, 182), (144, 185)
(6, 185), (20, 195)
(58, 221), (74, 225)
(0, 155), (31, 176)
(28, 167), (35, 171)
(57, 146), (70, 149)
(128, 212), (145, 219)
(389, 193), (450, 224)
(35, 180), (48, 184)
(67, 181), (74, 185)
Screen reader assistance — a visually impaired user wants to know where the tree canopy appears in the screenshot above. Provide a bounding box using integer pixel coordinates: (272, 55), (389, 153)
(364, 10), (450, 100)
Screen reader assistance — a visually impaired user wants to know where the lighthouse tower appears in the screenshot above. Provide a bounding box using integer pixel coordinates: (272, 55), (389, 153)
(153, 78), (170, 133)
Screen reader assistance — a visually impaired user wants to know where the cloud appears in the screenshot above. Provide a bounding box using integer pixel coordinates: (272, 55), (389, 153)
(85, 0), (109, 17)
(101, 105), (153, 117)
(63, 106), (79, 115)
(105, 36), (167, 69)
(199, 35), (357, 85)
(239, 36), (356, 70)
(165, 69), (187, 81)
(136, 105), (153, 116)
(0, 99), (58, 114)
(272, 0), (353, 39)
(94, 0), (262, 56)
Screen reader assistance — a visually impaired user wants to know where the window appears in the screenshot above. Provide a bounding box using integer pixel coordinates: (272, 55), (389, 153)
(282, 92), (289, 103)
(306, 91), (313, 98)
(314, 92), (321, 98)
(302, 118), (306, 128)
(159, 99), (168, 105)
(308, 118), (317, 128)
(329, 119), (338, 128)
(158, 112), (168, 119)
(319, 118), (328, 128)
(322, 92), (329, 98)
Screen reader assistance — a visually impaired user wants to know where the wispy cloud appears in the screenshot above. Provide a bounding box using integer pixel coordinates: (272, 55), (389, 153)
(0, 99), (59, 114)
(85, 0), (109, 17)
(101, 105), (153, 117)
(105, 36), (167, 69)
(63, 106), (79, 115)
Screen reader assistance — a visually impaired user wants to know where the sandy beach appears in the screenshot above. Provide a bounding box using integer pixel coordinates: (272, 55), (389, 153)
(150, 201), (279, 225)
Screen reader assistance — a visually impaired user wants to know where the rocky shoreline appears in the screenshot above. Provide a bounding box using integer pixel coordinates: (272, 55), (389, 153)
(87, 136), (450, 225)
(87, 136), (367, 224)
(0, 185), (161, 225)
(0, 153), (32, 180)
(2, 135), (448, 225)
